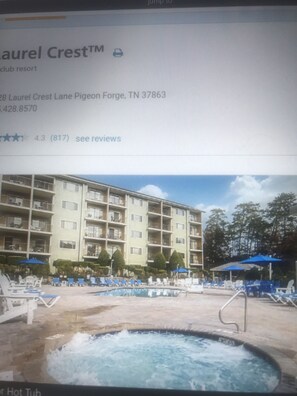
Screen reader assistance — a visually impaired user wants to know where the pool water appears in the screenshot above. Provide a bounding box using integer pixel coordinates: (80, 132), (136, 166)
(47, 331), (280, 392)
(96, 288), (181, 297)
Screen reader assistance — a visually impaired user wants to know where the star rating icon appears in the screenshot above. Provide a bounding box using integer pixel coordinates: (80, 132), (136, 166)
(0, 133), (23, 142)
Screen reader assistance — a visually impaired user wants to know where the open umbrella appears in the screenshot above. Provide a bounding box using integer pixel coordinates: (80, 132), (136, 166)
(241, 255), (282, 280)
(173, 267), (188, 273)
(18, 257), (46, 265)
(223, 264), (245, 281)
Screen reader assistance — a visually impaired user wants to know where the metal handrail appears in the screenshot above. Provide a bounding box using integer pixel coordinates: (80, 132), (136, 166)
(218, 290), (247, 333)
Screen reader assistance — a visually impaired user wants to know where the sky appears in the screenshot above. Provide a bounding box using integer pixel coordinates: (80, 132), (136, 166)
(82, 175), (297, 222)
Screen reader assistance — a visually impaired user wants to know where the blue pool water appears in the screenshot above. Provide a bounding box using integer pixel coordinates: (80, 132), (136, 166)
(47, 331), (279, 392)
(96, 288), (181, 297)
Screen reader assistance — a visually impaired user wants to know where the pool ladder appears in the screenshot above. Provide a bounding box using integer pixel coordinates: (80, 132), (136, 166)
(218, 290), (247, 333)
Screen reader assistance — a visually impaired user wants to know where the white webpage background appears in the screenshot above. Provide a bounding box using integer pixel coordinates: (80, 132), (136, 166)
(0, 7), (296, 174)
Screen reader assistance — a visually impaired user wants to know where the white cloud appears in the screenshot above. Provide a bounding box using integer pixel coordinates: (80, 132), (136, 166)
(138, 184), (168, 199)
(229, 175), (297, 206)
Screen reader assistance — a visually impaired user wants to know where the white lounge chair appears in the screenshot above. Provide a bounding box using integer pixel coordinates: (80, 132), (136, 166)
(186, 284), (204, 294)
(0, 294), (37, 324)
(0, 274), (60, 309)
(275, 279), (294, 294)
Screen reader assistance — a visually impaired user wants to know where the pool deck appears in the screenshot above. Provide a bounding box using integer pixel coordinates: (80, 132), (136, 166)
(0, 285), (296, 393)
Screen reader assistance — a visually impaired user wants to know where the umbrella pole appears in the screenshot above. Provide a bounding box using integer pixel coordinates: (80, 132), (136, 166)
(269, 263), (272, 280)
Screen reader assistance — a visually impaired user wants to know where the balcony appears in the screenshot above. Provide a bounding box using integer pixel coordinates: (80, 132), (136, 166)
(148, 239), (161, 245)
(189, 214), (201, 223)
(85, 230), (105, 239)
(107, 233), (124, 241)
(29, 244), (50, 253)
(148, 222), (161, 229)
(0, 216), (28, 230)
(84, 244), (101, 257)
(31, 221), (51, 233)
(1, 195), (30, 208)
(109, 214), (124, 224)
(34, 179), (54, 191)
(1, 242), (27, 252)
(33, 200), (53, 211)
(148, 206), (161, 215)
(2, 175), (31, 187)
(87, 191), (106, 203)
(109, 195), (125, 207)
(190, 243), (202, 251)
(86, 211), (105, 221)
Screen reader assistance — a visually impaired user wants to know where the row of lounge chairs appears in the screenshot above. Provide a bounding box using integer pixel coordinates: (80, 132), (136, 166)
(0, 273), (60, 325)
(52, 277), (85, 287)
(265, 279), (296, 308)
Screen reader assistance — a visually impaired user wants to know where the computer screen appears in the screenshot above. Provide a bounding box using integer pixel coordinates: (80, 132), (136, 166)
(0, 1), (296, 395)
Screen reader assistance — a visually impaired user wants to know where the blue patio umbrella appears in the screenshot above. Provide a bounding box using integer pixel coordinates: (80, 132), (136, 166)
(173, 267), (188, 273)
(18, 257), (46, 265)
(241, 255), (282, 280)
(223, 264), (245, 281)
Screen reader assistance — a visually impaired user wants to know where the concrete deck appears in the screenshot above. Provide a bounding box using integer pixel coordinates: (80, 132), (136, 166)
(0, 285), (296, 393)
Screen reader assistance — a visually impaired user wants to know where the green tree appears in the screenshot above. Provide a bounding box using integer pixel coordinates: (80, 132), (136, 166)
(229, 202), (268, 258)
(167, 250), (184, 271)
(265, 193), (297, 259)
(112, 249), (125, 275)
(97, 248), (110, 266)
(151, 252), (166, 270)
(204, 208), (230, 268)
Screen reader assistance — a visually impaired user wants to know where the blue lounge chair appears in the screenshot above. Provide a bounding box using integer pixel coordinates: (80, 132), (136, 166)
(98, 277), (108, 286)
(67, 277), (75, 286)
(52, 277), (61, 287)
(89, 277), (97, 286)
(77, 278), (85, 287)
(113, 279), (120, 287)
(120, 279), (127, 286)
(136, 279), (142, 286)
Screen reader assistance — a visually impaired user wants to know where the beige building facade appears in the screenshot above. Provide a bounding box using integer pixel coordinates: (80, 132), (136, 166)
(0, 175), (203, 270)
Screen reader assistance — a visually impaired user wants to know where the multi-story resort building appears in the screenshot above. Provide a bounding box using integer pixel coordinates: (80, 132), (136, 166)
(0, 175), (203, 271)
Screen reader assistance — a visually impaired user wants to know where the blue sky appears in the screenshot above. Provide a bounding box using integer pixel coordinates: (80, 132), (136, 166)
(82, 175), (297, 221)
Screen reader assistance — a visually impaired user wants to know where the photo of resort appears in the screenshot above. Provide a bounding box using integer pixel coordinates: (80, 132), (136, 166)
(0, 174), (296, 393)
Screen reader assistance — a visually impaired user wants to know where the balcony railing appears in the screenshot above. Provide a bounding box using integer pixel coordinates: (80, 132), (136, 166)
(1, 195), (30, 208)
(29, 244), (49, 253)
(1, 242), (27, 252)
(109, 215), (123, 223)
(109, 196), (125, 206)
(33, 201), (53, 211)
(31, 222), (51, 232)
(0, 217), (28, 229)
(107, 233), (124, 240)
(87, 191), (106, 202)
(148, 239), (161, 245)
(148, 222), (161, 229)
(148, 207), (161, 214)
(2, 175), (31, 187)
(34, 179), (54, 191)
(189, 215), (201, 223)
(86, 212), (105, 220)
(85, 230), (104, 238)
(85, 245), (101, 256)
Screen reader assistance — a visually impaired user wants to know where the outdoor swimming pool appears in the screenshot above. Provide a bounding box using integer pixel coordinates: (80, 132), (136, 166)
(96, 288), (181, 297)
(47, 330), (280, 392)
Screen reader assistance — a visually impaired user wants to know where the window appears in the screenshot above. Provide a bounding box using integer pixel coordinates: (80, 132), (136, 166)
(62, 201), (78, 210)
(60, 240), (76, 249)
(131, 197), (143, 206)
(63, 181), (79, 192)
(176, 223), (185, 230)
(86, 226), (101, 238)
(130, 247), (142, 255)
(131, 214), (142, 222)
(61, 220), (77, 230)
(88, 189), (103, 201)
(176, 208), (185, 216)
(131, 230), (142, 238)
(176, 237), (185, 244)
